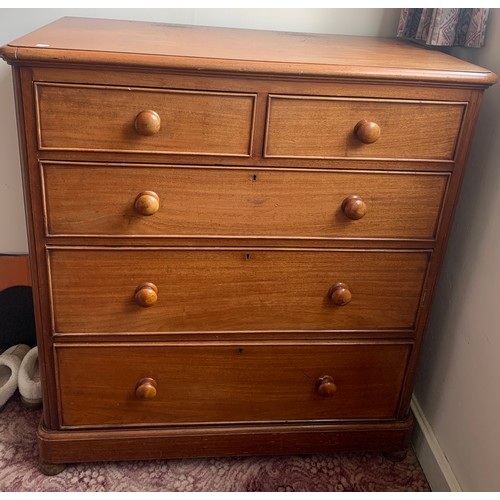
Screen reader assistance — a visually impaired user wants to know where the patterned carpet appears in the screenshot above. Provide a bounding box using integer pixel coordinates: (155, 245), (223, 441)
(0, 393), (430, 492)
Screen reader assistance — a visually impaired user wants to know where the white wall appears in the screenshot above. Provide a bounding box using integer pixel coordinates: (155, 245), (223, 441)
(0, 8), (400, 254)
(413, 9), (500, 492)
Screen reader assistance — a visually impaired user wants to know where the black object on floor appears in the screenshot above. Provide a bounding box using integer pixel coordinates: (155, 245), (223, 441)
(0, 286), (36, 349)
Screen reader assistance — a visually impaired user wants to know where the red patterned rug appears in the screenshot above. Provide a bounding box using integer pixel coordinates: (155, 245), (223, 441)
(0, 394), (430, 492)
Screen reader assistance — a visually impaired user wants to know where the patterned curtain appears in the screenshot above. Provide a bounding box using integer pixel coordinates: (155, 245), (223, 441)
(397, 8), (490, 48)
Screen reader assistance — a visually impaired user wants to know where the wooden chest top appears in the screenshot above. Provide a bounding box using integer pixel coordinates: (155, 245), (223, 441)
(1, 16), (496, 86)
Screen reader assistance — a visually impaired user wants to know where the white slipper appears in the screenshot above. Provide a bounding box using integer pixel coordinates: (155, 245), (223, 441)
(0, 344), (31, 412)
(18, 346), (42, 408)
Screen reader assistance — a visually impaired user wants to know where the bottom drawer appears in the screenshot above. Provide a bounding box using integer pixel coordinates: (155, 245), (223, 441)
(55, 342), (411, 428)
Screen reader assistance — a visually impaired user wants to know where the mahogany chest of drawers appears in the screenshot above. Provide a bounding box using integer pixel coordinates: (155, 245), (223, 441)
(1, 17), (496, 473)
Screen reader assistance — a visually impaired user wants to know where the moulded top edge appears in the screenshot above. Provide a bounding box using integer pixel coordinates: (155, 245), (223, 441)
(0, 16), (497, 87)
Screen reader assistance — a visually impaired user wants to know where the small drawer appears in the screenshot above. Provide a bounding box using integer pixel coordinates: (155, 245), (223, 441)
(47, 247), (430, 335)
(55, 342), (411, 427)
(265, 95), (466, 161)
(42, 162), (449, 241)
(34, 83), (256, 156)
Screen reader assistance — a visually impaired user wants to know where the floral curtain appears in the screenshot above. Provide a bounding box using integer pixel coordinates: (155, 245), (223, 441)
(397, 8), (490, 48)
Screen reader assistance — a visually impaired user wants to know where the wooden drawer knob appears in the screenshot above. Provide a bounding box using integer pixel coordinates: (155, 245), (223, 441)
(134, 191), (160, 216)
(354, 119), (381, 144)
(329, 283), (352, 306)
(134, 110), (161, 136)
(135, 282), (158, 307)
(342, 195), (367, 220)
(317, 375), (337, 397)
(135, 377), (157, 400)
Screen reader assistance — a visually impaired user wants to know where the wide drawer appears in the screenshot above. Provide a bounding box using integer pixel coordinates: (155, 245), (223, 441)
(55, 342), (412, 427)
(42, 162), (449, 241)
(47, 248), (429, 334)
(34, 83), (256, 156)
(265, 95), (466, 161)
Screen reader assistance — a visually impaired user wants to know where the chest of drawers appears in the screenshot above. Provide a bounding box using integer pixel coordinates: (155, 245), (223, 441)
(1, 17), (496, 473)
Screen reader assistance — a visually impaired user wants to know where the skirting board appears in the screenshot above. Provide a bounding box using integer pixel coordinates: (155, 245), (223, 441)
(411, 396), (462, 492)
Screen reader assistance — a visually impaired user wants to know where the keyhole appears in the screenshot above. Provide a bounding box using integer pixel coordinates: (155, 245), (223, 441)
(245, 253), (251, 261)
(252, 174), (257, 182)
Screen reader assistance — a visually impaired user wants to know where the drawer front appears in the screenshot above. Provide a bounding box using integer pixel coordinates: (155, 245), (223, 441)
(265, 95), (466, 161)
(42, 163), (449, 240)
(55, 342), (411, 427)
(48, 248), (429, 334)
(35, 83), (256, 156)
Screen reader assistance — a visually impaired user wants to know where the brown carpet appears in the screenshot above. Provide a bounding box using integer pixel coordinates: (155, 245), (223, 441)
(0, 393), (430, 492)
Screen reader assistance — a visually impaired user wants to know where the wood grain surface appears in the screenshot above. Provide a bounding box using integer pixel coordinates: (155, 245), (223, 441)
(41, 163), (449, 240)
(35, 83), (255, 156)
(55, 342), (411, 427)
(47, 247), (430, 334)
(1, 17), (496, 85)
(265, 96), (465, 160)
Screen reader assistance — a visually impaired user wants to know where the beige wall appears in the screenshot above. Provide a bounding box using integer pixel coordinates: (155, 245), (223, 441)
(414, 9), (500, 492)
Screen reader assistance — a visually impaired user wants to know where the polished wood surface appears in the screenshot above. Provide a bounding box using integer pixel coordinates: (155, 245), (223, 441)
(134, 191), (160, 217)
(134, 110), (161, 137)
(35, 83), (256, 156)
(1, 17), (495, 469)
(354, 119), (381, 145)
(265, 95), (465, 160)
(41, 163), (449, 240)
(134, 283), (158, 308)
(135, 378), (158, 400)
(316, 375), (338, 398)
(328, 283), (353, 307)
(37, 416), (414, 464)
(1, 17), (495, 85)
(48, 248), (429, 334)
(55, 342), (411, 426)
(341, 195), (368, 221)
